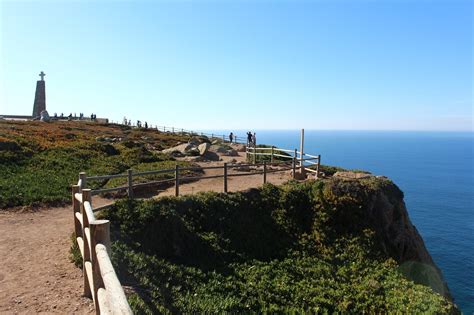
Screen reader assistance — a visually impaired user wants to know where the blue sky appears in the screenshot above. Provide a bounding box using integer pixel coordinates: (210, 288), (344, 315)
(1, 0), (472, 130)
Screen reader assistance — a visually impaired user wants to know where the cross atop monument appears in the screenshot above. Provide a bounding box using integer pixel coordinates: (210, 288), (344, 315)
(39, 71), (45, 81)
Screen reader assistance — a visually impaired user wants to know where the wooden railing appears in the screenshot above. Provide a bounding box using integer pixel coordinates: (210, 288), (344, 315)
(72, 184), (133, 314)
(245, 146), (321, 176)
(78, 148), (320, 199)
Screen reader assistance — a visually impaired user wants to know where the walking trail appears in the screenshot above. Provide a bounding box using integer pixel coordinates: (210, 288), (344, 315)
(0, 151), (296, 313)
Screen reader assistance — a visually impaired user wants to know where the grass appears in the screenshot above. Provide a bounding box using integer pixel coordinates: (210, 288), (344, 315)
(100, 179), (458, 314)
(0, 121), (198, 208)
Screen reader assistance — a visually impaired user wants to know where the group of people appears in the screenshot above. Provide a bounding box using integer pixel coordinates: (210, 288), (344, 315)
(52, 112), (95, 121)
(247, 131), (256, 146)
(226, 131), (256, 145)
(123, 117), (150, 129)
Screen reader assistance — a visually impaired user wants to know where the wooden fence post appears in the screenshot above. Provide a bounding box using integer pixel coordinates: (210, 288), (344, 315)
(79, 172), (86, 190)
(81, 188), (92, 298)
(127, 169), (133, 199)
(316, 155), (321, 179)
(223, 163), (228, 193)
(175, 165), (180, 197)
(72, 185), (81, 238)
(292, 157), (296, 179)
(271, 146), (274, 163)
(253, 146), (256, 164)
(263, 161), (267, 184)
(90, 219), (110, 313)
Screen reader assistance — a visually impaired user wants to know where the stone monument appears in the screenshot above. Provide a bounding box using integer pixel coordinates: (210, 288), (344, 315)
(32, 71), (46, 119)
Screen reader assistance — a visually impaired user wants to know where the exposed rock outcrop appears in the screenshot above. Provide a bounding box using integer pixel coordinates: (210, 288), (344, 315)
(198, 143), (210, 155)
(325, 176), (452, 300)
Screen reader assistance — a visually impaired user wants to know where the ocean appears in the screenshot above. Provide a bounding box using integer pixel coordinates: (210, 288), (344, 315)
(204, 130), (474, 313)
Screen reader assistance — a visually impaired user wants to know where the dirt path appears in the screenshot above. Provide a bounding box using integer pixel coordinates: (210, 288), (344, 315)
(0, 198), (111, 314)
(0, 151), (297, 314)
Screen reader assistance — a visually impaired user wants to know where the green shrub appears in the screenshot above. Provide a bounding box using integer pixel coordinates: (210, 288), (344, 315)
(102, 179), (457, 314)
(69, 232), (83, 268)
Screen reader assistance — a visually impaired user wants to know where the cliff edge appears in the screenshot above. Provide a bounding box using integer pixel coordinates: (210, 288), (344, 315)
(330, 171), (452, 299)
(101, 172), (457, 313)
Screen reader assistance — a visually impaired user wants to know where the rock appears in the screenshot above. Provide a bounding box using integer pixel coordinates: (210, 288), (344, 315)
(333, 171), (373, 179)
(210, 144), (237, 156)
(40, 110), (50, 122)
(359, 180), (452, 299)
(187, 147), (201, 156)
(188, 137), (202, 145)
(211, 139), (223, 145)
(162, 143), (195, 155)
(198, 143), (210, 155)
(201, 151), (220, 161)
(224, 149), (238, 156)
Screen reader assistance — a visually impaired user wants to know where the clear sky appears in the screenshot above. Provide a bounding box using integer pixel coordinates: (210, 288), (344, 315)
(1, 0), (472, 131)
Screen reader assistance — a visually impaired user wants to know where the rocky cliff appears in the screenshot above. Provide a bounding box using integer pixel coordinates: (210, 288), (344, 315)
(330, 171), (452, 299)
(103, 173), (457, 313)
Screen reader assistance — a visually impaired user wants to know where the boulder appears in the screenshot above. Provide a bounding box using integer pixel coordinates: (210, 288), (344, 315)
(188, 137), (201, 145)
(201, 151), (220, 161)
(187, 147), (201, 156)
(211, 139), (223, 145)
(162, 143), (195, 155)
(224, 149), (238, 156)
(198, 143), (210, 155)
(40, 110), (50, 122)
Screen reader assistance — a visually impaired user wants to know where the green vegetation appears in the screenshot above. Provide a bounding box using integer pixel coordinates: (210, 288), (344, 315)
(101, 178), (457, 313)
(0, 121), (198, 208)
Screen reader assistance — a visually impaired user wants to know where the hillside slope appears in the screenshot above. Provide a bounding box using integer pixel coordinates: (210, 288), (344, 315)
(0, 120), (197, 209)
(101, 176), (458, 313)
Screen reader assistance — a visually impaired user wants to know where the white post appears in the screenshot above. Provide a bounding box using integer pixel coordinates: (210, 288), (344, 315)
(299, 128), (304, 167)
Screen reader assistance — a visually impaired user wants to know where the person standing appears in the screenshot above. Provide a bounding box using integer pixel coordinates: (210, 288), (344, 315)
(229, 132), (234, 143)
(247, 131), (252, 146)
(252, 132), (256, 146)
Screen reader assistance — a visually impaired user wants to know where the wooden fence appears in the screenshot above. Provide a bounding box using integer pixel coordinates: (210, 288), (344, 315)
(72, 182), (133, 314)
(78, 147), (320, 199)
(245, 145), (321, 175)
(149, 125), (248, 144)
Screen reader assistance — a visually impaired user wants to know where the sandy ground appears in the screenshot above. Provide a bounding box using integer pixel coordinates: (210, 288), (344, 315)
(0, 151), (297, 313)
(159, 152), (293, 196)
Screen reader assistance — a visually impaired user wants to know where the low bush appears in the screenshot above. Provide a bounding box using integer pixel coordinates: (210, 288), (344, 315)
(101, 180), (457, 313)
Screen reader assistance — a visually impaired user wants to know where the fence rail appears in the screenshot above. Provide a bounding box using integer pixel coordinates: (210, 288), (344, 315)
(151, 125), (248, 144)
(79, 146), (321, 199)
(72, 184), (133, 315)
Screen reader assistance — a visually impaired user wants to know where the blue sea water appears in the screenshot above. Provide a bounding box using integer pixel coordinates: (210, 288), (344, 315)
(204, 130), (474, 313)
